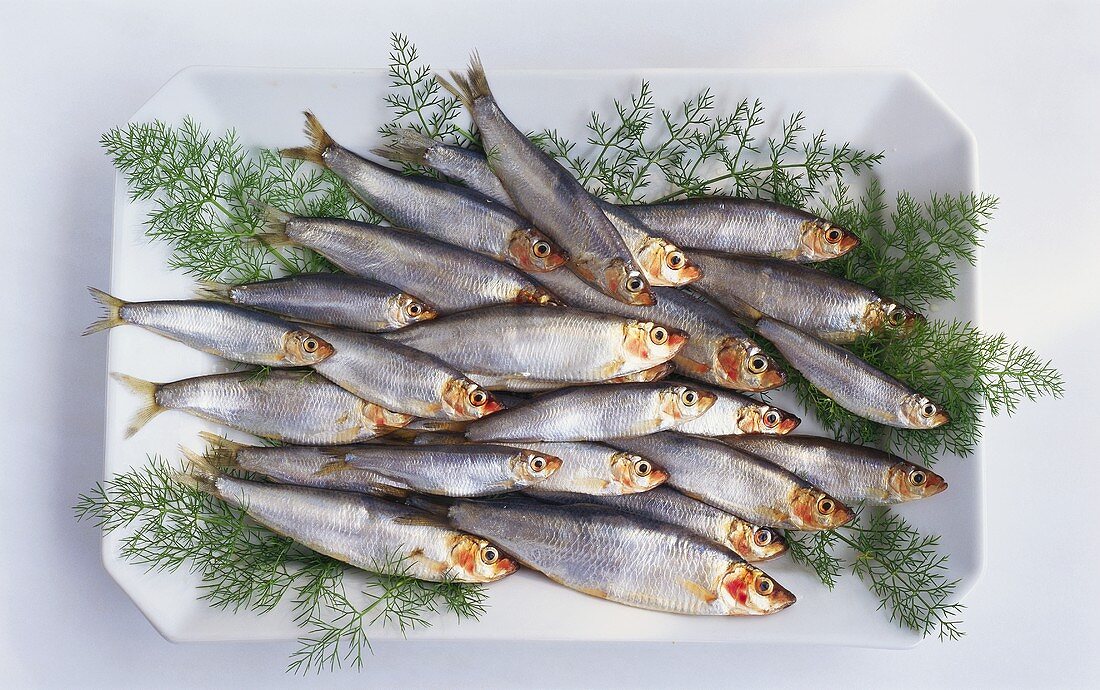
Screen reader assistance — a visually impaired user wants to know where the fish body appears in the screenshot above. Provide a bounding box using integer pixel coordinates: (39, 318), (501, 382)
(609, 432), (852, 531)
(754, 317), (950, 429)
(383, 305), (686, 385)
(722, 435), (947, 505)
(532, 487), (787, 562)
(672, 380), (801, 436)
(198, 273), (436, 332)
(512, 441), (667, 495)
(433, 496), (795, 615)
(624, 197), (859, 263)
(464, 382), (716, 442)
(469, 361), (673, 393)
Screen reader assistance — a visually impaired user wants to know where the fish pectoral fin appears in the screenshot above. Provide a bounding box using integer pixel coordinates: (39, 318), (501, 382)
(362, 481), (410, 500)
(407, 548), (448, 575)
(682, 579), (718, 604)
(314, 459), (354, 476)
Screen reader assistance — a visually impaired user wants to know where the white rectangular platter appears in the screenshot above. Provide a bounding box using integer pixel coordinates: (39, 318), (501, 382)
(103, 66), (981, 649)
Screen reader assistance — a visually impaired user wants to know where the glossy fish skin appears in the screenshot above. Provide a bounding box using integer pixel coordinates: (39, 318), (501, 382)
(113, 370), (411, 443)
(532, 488), (787, 562)
(722, 435), (947, 505)
(380, 131), (701, 287)
(469, 361), (674, 393)
(535, 267), (785, 392)
(84, 288), (333, 366)
(692, 253), (922, 343)
(609, 432), (853, 531)
(513, 441), (668, 495)
(199, 273), (437, 333)
(433, 496), (796, 615)
(383, 305), (686, 385)
(438, 57), (656, 306)
(258, 209), (560, 315)
(183, 465), (515, 583)
(672, 380), (801, 437)
(310, 327), (502, 422)
(755, 317), (950, 429)
(625, 197), (860, 263)
(464, 382), (716, 443)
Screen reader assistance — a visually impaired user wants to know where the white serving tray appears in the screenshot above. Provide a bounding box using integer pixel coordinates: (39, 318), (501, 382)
(103, 65), (981, 648)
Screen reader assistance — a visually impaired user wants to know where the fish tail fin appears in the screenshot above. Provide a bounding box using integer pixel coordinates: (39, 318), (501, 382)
(194, 281), (233, 302)
(372, 128), (436, 166)
(245, 201), (297, 247)
(436, 51), (491, 110)
(280, 111), (335, 164)
(174, 451), (223, 497)
(197, 431), (243, 469)
(111, 373), (165, 438)
(83, 287), (127, 335)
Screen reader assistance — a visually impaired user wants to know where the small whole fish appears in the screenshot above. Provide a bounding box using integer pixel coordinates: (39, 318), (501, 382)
(419, 495), (796, 615)
(722, 435), (948, 505)
(112, 370), (411, 443)
(282, 112), (568, 273)
(464, 382), (716, 443)
(438, 56), (656, 305)
(84, 288), (333, 366)
(754, 317), (950, 429)
(383, 305), (687, 385)
(692, 253), (923, 343)
(252, 206), (561, 314)
(624, 197), (860, 263)
(381, 129), (703, 287)
(180, 458), (515, 583)
(609, 432), (853, 531)
(469, 361), (674, 393)
(513, 441), (668, 495)
(535, 267), (785, 391)
(196, 434), (560, 498)
(531, 488), (788, 562)
(197, 273), (437, 332)
(309, 326), (502, 421)
(671, 380), (801, 437)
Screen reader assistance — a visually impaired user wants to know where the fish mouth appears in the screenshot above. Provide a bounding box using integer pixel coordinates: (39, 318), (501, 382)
(836, 232), (860, 256)
(924, 472), (949, 497)
(626, 289), (656, 306)
(777, 414), (801, 434)
(769, 587), (797, 612)
(665, 329), (690, 354)
(645, 467), (670, 488)
(929, 410), (951, 428)
(479, 397), (506, 416)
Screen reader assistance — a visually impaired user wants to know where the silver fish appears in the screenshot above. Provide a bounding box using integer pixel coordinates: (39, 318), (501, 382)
(722, 435), (948, 505)
(309, 326), (502, 421)
(464, 382), (716, 443)
(438, 56), (656, 305)
(692, 253), (922, 343)
(534, 267), (785, 391)
(469, 361), (674, 393)
(531, 487), (788, 563)
(609, 432), (853, 531)
(197, 273), (437, 332)
(754, 317), (950, 429)
(423, 495), (796, 615)
(181, 459), (516, 583)
(254, 206), (560, 314)
(111, 370), (411, 443)
(512, 441), (668, 495)
(624, 197), (860, 263)
(84, 288), (333, 366)
(671, 380), (801, 437)
(382, 305), (686, 385)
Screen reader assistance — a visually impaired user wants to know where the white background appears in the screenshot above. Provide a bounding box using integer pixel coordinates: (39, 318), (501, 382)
(1, 0), (1097, 687)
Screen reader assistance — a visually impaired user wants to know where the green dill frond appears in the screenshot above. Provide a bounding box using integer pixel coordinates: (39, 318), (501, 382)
(784, 529), (843, 589)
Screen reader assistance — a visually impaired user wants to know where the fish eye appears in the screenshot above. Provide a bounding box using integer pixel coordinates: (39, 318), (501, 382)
(762, 409), (781, 428)
(634, 459), (652, 477)
(406, 302), (424, 317)
(533, 240), (552, 258)
(650, 326), (668, 345)
(626, 276), (645, 293)
(747, 354), (769, 374)
(666, 251), (685, 269)
(481, 545), (499, 565)
(817, 497), (835, 515)
(909, 469), (927, 486)
(531, 456), (547, 472)
(753, 529), (774, 547)
(824, 226), (843, 244)
(755, 576), (775, 595)
(302, 338), (319, 353)
(888, 308), (906, 326)
(920, 401), (937, 418)
(681, 389), (699, 406)
(470, 389), (489, 407)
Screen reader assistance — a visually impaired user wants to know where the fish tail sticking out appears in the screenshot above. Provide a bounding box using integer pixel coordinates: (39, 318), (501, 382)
(83, 287), (127, 335)
(279, 111), (335, 164)
(371, 128), (435, 167)
(436, 51), (491, 110)
(194, 281), (233, 302)
(173, 451), (223, 498)
(111, 373), (166, 438)
(196, 431), (244, 468)
(244, 201), (297, 247)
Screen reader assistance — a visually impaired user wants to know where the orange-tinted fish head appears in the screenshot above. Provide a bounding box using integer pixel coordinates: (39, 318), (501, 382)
(282, 329), (335, 365)
(622, 321), (688, 367)
(609, 452), (668, 493)
(886, 462), (948, 502)
(789, 487), (854, 530)
(800, 218), (860, 261)
(864, 300), (924, 339)
(737, 404), (801, 435)
(726, 522), (788, 562)
(604, 260), (656, 306)
(391, 294), (438, 328)
(900, 394), (951, 429)
(659, 384), (717, 422)
(508, 228), (569, 272)
(718, 563), (796, 615)
(511, 450), (562, 483)
(443, 379), (504, 420)
(636, 237), (703, 287)
(716, 340), (786, 392)
(450, 535), (517, 583)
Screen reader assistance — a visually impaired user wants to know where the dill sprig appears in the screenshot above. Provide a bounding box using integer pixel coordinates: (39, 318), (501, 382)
(74, 456), (485, 673)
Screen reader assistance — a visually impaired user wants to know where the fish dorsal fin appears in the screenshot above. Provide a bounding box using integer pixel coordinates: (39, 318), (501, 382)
(682, 579), (718, 604)
(314, 459), (354, 476)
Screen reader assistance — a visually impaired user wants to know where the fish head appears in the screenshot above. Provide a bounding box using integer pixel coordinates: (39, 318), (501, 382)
(726, 522), (789, 562)
(390, 294), (438, 328)
(604, 260), (656, 306)
(659, 384), (717, 422)
(449, 535), (517, 583)
(609, 452), (669, 493)
(622, 321), (689, 366)
(864, 300), (924, 338)
(789, 487), (854, 530)
(716, 340), (786, 392)
(886, 462), (948, 501)
(281, 329), (335, 365)
(358, 400), (415, 432)
(507, 228), (569, 272)
(516, 286), (565, 307)
(635, 236), (703, 287)
(442, 380), (505, 420)
(510, 450), (562, 484)
(718, 562), (796, 615)
(737, 403), (801, 435)
(799, 218), (860, 261)
(899, 394), (951, 429)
